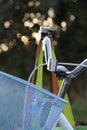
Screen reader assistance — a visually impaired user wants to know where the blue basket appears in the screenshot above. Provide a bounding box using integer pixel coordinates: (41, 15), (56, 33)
(0, 71), (67, 130)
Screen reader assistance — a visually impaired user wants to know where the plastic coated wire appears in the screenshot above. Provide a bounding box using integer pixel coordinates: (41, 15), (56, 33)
(58, 62), (87, 68)
(28, 63), (47, 82)
(28, 62), (87, 83)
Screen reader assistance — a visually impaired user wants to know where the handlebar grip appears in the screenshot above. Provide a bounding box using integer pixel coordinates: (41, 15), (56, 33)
(67, 59), (87, 78)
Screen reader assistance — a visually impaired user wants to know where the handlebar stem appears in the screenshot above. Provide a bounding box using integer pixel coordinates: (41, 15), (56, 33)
(58, 78), (71, 98)
(43, 36), (52, 64)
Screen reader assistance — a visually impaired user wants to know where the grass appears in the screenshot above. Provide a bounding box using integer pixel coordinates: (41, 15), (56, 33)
(72, 100), (87, 122)
(55, 126), (87, 130)
(54, 100), (87, 130)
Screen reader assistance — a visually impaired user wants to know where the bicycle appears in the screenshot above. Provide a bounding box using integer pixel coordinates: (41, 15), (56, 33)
(28, 26), (87, 130)
(0, 26), (87, 130)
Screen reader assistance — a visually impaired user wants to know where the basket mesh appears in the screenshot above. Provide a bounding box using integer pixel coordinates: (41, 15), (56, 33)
(0, 71), (67, 130)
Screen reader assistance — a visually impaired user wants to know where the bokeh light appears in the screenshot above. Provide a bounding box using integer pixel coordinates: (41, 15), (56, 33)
(4, 21), (11, 29)
(0, 43), (9, 52)
(48, 8), (55, 18)
(1, 1), (61, 52)
(28, 1), (34, 7)
(61, 21), (67, 31)
(21, 36), (29, 46)
(32, 32), (41, 44)
(70, 14), (75, 21)
(24, 21), (34, 28)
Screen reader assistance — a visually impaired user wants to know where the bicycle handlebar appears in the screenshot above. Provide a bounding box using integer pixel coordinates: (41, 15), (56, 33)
(42, 34), (87, 79)
(55, 59), (87, 79)
(67, 58), (87, 78)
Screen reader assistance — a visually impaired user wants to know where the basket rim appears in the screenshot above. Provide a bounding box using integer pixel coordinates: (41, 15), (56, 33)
(0, 71), (67, 104)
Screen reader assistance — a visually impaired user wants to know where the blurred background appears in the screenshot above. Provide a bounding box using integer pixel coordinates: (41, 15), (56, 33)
(0, 0), (87, 122)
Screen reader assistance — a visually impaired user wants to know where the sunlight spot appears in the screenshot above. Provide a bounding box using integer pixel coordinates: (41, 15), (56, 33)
(47, 17), (52, 23)
(30, 13), (35, 19)
(24, 21), (30, 27)
(61, 21), (67, 31)
(43, 20), (49, 26)
(0, 43), (9, 51)
(32, 32), (41, 44)
(21, 36), (29, 46)
(70, 14), (75, 21)
(24, 21), (34, 28)
(61, 21), (67, 28)
(38, 20), (43, 25)
(4, 21), (10, 28)
(29, 22), (34, 28)
(28, 1), (34, 7)
(48, 8), (55, 18)
(23, 13), (30, 22)
(28, 22), (34, 28)
(33, 18), (38, 24)
(17, 33), (22, 39)
(36, 12), (41, 18)
(47, 17), (53, 27)
(35, 1), (40, 7)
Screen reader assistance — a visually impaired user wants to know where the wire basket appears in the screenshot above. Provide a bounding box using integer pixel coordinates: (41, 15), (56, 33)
(0, 71), (67, 130)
